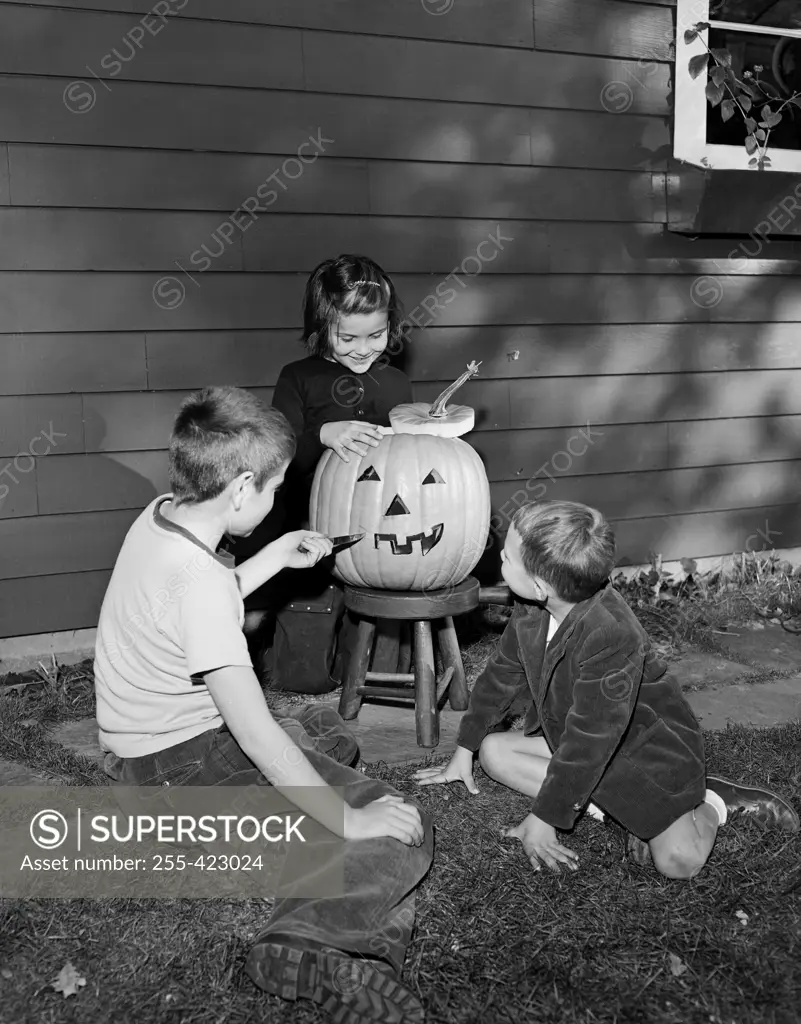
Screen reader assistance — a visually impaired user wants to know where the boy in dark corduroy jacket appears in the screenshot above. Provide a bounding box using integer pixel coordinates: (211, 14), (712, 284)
(416, 500), (799, 878)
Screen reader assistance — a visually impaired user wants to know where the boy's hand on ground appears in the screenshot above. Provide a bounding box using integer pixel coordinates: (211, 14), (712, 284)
(414, 747), (479, 794)
(273, 530), (333, 569)
(344, 795), (425, 846)
(504, 813), (579, 874)
(320, 421), (384, 463)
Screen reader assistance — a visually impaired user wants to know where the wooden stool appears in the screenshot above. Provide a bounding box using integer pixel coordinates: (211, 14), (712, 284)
(338, 577), (480, 748)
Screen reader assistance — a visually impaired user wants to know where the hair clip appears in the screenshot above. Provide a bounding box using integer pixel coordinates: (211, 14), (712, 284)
(353, 280), (382, 288)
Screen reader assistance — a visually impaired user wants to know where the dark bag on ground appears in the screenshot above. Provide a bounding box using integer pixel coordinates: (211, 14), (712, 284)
(268, 570), (347, 695)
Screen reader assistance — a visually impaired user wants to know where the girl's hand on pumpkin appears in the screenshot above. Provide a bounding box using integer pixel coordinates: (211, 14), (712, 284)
(414, 746), (479, 795)
(319, 421), (384, 463)
(344, 795), (425, 846)
(275, 530), (333, 569)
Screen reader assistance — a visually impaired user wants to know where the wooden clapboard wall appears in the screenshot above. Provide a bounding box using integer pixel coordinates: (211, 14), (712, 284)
(1, 0), (800, 637)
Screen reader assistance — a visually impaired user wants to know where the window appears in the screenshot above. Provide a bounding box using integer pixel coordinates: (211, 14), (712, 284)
(674, 0), (801, 172)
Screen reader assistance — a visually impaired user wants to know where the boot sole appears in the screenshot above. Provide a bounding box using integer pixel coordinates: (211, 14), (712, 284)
(707, 776), (801, 832)
(245, 942), (424, 1024)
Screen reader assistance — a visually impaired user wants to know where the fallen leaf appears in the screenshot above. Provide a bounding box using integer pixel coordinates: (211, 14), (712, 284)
(669, 953), (688, 977)
(52, 962), (86, 998)
(735, 910), (749, 926)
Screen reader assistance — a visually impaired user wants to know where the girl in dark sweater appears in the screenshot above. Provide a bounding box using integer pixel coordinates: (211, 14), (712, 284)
(273, 254), (412, 529)
(250, 254), (413, 693)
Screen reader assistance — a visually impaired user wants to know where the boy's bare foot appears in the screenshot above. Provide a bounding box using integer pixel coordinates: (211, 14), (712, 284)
(246, 941), (424, 1023)
(706, 776), (800, 832)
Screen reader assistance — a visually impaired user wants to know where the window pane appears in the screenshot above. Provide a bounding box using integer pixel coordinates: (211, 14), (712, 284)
(715, 0), (801, 31)
(705, 27), (801, 151)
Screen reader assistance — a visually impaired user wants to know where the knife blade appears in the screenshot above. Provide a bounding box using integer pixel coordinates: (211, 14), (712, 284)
(329, 532), (366, 553)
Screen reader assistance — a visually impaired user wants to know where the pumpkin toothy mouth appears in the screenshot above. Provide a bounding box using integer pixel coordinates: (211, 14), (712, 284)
(374, 523), (444, 556)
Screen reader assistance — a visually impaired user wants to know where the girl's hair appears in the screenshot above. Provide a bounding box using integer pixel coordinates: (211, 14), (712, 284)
(302, 254), (408, 358)
(169, 386), (295, 505)
(511, 500), (616, 603)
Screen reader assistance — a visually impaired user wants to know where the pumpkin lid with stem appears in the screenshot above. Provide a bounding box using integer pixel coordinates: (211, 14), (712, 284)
(388, 361), (481, 437)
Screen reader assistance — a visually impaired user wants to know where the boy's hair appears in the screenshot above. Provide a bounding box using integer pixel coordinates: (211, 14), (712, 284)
(302, 253), (408, 358)
(511, 500), (616, 603)
(169, 386), (296, 505)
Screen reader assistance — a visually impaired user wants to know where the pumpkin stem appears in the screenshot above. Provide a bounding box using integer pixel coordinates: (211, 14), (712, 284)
(428, 361), (482, 418)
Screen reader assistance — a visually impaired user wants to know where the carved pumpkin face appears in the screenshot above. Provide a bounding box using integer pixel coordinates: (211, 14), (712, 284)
(310, 432), (491, 591)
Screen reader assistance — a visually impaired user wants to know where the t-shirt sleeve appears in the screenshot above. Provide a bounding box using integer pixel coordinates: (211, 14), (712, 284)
(179, 569), (252, 679)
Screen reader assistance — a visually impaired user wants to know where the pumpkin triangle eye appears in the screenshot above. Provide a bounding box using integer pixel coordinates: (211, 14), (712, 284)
(422, 469), (445, 485)
(357, 466), (381, 482)
(385, 494), (410, 516)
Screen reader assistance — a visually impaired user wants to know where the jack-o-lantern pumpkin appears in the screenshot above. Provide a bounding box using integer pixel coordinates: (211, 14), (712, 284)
(310, 362), (491, 591)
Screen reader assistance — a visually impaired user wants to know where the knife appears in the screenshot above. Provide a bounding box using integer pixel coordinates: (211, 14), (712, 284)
(328, 532), (366, 553)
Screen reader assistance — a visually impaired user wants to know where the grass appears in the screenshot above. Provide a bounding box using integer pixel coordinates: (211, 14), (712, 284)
(1, 558), (800, 1023)
(1, 723), (799, 1024)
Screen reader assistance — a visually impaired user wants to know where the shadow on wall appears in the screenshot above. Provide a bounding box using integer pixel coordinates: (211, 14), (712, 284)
(59, 34), (801, 585)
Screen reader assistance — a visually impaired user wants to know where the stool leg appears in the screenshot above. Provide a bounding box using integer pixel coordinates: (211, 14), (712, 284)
(413, 620), (438, 748)
(370, 619), (401, 674)
(437, 616), (469, 711)
(338, 616), (375, 721)
(398, 622), (412, 675)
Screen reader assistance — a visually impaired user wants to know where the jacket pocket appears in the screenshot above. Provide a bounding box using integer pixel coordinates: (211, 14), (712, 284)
(620, 718), (704, 795)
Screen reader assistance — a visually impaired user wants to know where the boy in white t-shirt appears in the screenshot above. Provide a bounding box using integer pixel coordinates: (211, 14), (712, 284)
(95, 386), (431, 1024)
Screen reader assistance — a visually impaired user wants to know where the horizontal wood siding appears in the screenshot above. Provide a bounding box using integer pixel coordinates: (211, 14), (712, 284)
(0, 570), (112, 637)
(0, 0), (799, 636)
(0, 0), (536, 47)
(0, 76), (668, 169)
(0, 6), (667, 114)
(9, 212), (801, 274)
(8, 147), (664, 220)
(535, 0), (673, 60)
(4, 274), (801, 334)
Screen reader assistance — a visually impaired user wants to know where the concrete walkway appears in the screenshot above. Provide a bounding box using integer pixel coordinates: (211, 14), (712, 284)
(1, 622), (798, 784)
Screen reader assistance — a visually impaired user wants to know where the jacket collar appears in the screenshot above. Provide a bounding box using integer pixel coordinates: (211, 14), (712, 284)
(539, 580), (612, 683)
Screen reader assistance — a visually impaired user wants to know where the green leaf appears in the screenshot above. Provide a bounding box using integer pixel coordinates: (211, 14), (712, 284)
(689, 53), (709, 80)
(711, 66), (727, 86)
(720, 99), (735, 122)
(764, 111), (783, 128)
(745, 134), (758, 155)
(684, 28), (698, 43)
(710, 47), (732, 67)
(695, 22), (710, 32)
(755, 128), (766, 140)
(748, 156), (759, 166)
(740, 81), (760, 99)
(790, 96), (801, 110)
(739, 94), (752, 113)
(706, 81), (725, 106)
(744, 116), (757, 133)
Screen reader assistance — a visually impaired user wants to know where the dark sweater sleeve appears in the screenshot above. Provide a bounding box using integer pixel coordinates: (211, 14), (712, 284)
(456, 606), (530, 751)
(530, 631), (645, 831)
(272, 366), (325, 480)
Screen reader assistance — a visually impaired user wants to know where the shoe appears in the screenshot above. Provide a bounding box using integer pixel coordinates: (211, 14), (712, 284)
(706, 776), (800, 833)
(625, 833), (652, 867)
(245, 941), (424, 1023)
